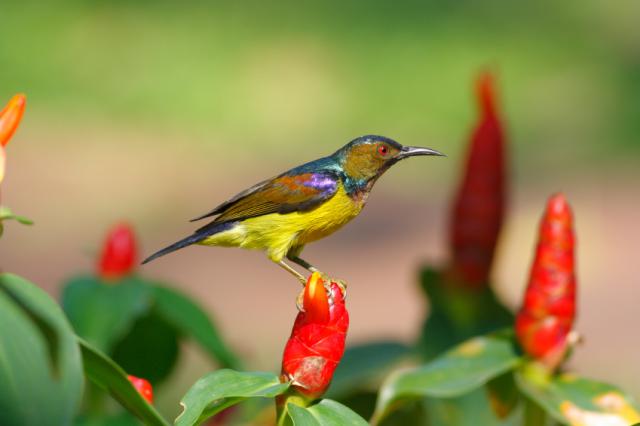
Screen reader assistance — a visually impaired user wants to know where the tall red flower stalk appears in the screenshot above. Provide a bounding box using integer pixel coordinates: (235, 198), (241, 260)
(98, 223), (138, 280)
(515, 194), (576, 371)
(449, 72), (506, 288)
(280, 272), (349, 400)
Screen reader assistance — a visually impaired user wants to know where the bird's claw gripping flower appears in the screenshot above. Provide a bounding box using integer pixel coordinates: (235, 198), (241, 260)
(516, 194), (576, 371)
(99, 223), (138, 281)
(449, 72), (506, 287)
(282, 272), (349, 399)
(127, 375), (153, 404)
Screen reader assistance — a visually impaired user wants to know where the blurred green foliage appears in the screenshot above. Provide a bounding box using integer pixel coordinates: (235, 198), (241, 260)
(1, 0), (638, 166)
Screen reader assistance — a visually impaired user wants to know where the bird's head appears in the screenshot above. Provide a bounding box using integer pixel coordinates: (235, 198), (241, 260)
(336, 135), (445, 183)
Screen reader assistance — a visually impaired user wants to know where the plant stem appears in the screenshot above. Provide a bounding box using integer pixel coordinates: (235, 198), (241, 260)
(275, 391), (309, 426)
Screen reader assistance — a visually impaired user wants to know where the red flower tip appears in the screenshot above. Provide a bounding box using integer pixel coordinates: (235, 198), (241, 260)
(0, 94), (27, 147)
(127, 375), (153, 404)
(99, 223), (138, 280)
(476, 71), (497, 118)
(449, 71), (506, 288)
(303, 272), (330, 323)
(515, 193), (576, 370)
(281, 276), (349, 399)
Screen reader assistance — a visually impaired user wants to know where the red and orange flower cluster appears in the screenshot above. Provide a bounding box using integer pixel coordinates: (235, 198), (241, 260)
(280, 272), (349, 399)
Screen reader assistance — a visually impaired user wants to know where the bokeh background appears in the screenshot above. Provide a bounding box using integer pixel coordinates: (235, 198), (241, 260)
(1, 0), (639, 418)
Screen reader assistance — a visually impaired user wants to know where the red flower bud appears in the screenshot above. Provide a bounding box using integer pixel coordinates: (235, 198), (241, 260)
(281, 272), (349, 399)
(515, 194), (576, 370)
(0, 94), (26, 147)
(98, 223), (137, 280)
(127, 375), (153, 404)
(449, 72), (506, 287)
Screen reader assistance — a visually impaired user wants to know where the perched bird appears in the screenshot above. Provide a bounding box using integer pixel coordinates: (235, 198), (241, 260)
(142, 135), (444, 283)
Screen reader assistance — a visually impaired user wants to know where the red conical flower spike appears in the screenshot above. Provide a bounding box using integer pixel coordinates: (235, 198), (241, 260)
(98, 223), (138, 280)
(449, 72), (506, 287)
(281, 272), (349, 399)
(0, 94), (26, 147)
(127, 375), (153, 404)
(515, 194), (576, 371)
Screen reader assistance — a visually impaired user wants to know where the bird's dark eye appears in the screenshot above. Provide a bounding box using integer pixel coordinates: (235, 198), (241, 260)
(377, 144), (389, 157)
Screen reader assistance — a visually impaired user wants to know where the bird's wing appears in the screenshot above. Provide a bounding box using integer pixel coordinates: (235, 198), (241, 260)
(192, 171), (340, 228)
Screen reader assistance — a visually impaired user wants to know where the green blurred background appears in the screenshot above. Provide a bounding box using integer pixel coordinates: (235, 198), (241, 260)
(1, 0), (639, 418)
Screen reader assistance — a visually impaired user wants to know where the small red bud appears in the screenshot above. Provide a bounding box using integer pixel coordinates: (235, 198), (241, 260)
(98, 223), (137, 280)
(127, 374), (153, 404)
(0, 94), (26, 147)
(281, 273), (349, 399)
(515, 194), (576, 370)
(449, 71), (506, 288)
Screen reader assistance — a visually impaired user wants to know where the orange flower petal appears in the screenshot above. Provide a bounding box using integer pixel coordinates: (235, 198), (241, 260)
(0, 94), (26, 147)
(303, 272), (330, 324)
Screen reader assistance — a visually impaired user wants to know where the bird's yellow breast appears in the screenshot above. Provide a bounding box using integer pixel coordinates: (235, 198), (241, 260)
(199, 183), (364, 261)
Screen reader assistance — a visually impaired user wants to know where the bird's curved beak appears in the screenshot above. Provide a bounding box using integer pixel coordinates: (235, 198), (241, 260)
(397, 146), (446, 159)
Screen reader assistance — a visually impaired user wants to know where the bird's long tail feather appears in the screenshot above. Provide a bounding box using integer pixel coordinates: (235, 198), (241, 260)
(141, 221), (234, 264)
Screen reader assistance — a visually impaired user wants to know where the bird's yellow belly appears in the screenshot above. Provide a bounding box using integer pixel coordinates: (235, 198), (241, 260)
(199, 185), (363, 262)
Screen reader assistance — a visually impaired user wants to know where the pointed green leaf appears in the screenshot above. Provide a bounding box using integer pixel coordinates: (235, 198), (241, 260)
(175, 370), (289, 426)
(61, 275), (151, 352)
(0, 206), (33, 225)
(288, 403), (320, 425)
(288, 400), (369, 426)
(153, 285), (242, 370)
(78, 339), (169, 426)
(373, 334), (520, 423)
(516, 370), (640, 425)
(0, 273), (83, 426)
(327, 341), (412, 398)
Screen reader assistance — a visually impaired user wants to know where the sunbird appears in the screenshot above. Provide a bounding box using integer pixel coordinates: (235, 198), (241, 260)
(142, 135), (444, 283)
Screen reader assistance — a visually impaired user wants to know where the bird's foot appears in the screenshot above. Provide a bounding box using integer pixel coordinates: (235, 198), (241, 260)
(296, 289), (305, 312)
(319, 273), (347, 302)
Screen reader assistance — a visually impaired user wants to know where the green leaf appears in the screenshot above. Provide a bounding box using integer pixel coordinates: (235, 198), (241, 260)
(373, 334), (521, 423)
(417, 268), (514, 360)
(152, 285), (242, 370)
(516, 369), (640, 425)
(423, 388), (522, 426)
(327, 341), (412, 398)
(176, 369), (289, 426)
(78, 339), (169, 426)
(0, 273), (83, 426)
(61, 275), (151, 352)
(288, 400), (369, 426)
(0, 206), (34, 225)
(111, 311), (180, 384)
